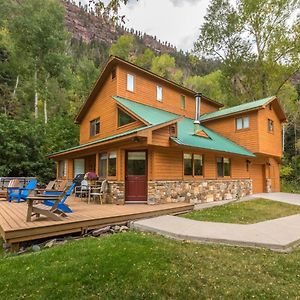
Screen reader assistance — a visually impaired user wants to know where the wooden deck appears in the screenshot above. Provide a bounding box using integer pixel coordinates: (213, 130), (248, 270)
(0, 197), (193, 246)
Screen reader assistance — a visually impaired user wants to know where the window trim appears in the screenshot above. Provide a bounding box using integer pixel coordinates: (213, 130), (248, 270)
(58, 160), (67, 178)
(216, 157), (231, 178)
(156, 85), (163, 102)
(90, 117), (100, 137)
(183, 152), (204, 178)
(98, 151), (117, 179)
(235, 115), (249, 131)
(268, 118), (274, 134)
(117, 108), (136, 128)
(126, 73), (134, 92)
(180, 95), (186, 110)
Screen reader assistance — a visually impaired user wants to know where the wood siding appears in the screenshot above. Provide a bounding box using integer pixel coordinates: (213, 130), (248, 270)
(151, 126), (171, 147)
(204, 111), (259, 153)
(116, 65), (219, 119)
(79, 75), (145, 145)
(257, 104), (282, 157)
(152, 147), (250, 181)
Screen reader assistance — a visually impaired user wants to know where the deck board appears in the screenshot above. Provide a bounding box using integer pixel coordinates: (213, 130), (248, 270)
(0, 197), (193, 244)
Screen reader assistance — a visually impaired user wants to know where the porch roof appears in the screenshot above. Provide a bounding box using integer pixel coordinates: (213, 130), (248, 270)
(114, 96), (255, 157)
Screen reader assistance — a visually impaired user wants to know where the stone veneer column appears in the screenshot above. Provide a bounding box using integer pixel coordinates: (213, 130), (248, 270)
(105, 181), (125, 204)
(266, 179), (272, 193)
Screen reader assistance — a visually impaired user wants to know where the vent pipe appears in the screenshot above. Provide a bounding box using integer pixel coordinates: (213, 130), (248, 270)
(194, 92), (202, 133)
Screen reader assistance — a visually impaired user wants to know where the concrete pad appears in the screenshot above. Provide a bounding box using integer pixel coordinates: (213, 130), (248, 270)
(132, 214), (300, 252)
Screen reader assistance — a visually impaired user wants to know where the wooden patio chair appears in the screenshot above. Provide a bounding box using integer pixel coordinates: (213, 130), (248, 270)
(26, 194), (67, 222)
(35, 180), (56, 195)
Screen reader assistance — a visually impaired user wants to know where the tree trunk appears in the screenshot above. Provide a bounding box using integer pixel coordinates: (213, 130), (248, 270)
(34, 69), (38, 119)
(261, 72), (268, 98)
(12, 75), (19, 99)
(44, 74), (49, 124)
(44, 99), (48, 124)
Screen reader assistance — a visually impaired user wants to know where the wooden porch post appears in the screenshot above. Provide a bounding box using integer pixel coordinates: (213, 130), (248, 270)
(95, 153), (99, 176)
(56, 161), (59, 179)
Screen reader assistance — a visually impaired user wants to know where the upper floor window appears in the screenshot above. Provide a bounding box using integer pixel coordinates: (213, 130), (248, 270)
(184, 153), (203, 176)
(118, 108), (135, 127)
(180, 95), (186, 109)
(157, 85), (163, 101)
(236, 116), (249, 130)
(127, 73), (134, 92)
(217, 157), (231, 177)
(90, 118), (100, 137)
(268, 119), (274, 133)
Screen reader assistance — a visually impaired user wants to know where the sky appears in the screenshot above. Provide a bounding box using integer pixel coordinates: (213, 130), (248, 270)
(77, 0), (211, 51)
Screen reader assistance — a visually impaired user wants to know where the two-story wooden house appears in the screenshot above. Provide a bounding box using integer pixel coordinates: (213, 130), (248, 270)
(49, 56), (286, 204)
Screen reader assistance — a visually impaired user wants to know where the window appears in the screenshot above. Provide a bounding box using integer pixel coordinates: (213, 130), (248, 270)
(127, 73), (134, 92)
(99, 151), (117, 177)
(157, 85), (163, 101)
(217, 157), (231, 177)
(59, 160), (67, 178)
(268, 119), (274, 132)
(194, 154), (203, 176)
(118, 109), (135, 127)
(108, 152), (117, 176)
(180, 95), (186, 109)
(127, 152), (146, 175)
(236, 116), (249, 130)
(90, 118), (100, 137)
(169, 124), (177, 137)
(184, 153), (193, 176)
(99, 153), (107, 178)
(184, 153), (203, 176)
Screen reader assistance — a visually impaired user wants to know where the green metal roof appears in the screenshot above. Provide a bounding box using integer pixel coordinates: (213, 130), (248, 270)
(172, 118), (255, 157)
(113, 96), (180, 125)
(116, 96), (255, 157)
(200, 96), (275, 122)
(50, 96), (255, 157)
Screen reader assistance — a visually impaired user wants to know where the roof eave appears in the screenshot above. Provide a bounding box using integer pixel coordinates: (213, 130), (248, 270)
(170, 138), (255, 157)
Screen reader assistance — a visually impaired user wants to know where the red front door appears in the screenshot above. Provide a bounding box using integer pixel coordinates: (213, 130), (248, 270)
(125, 150), (147, 202)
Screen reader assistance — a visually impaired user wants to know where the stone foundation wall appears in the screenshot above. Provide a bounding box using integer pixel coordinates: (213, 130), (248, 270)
(147, 179), (252, 204)
(106, 181), (125, 204)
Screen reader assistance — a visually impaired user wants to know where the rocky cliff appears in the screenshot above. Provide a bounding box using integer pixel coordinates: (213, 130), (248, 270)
(63, 0), (178, 55)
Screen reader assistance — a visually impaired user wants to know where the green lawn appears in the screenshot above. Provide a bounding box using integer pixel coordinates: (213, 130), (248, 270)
(1, 232), (300, 299)
(183, 198), (300, 224)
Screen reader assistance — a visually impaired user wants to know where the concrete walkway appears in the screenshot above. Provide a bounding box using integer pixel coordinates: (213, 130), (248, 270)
(243, 192), (300, 206)
(132, 192), (300, 252)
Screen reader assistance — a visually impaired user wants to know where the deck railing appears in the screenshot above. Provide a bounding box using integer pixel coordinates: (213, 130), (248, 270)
(0, 177), (37, 189)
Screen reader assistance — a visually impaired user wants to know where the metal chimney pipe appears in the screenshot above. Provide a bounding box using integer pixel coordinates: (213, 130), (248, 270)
(194, 92), (202, 133)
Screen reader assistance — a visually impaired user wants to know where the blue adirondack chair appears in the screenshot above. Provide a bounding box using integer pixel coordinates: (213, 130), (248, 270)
(43, 182), (76, 213)
(7, 179), (37, 203)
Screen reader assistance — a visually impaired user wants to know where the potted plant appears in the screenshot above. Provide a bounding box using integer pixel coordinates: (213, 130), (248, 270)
(84, 172), (98, 185)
